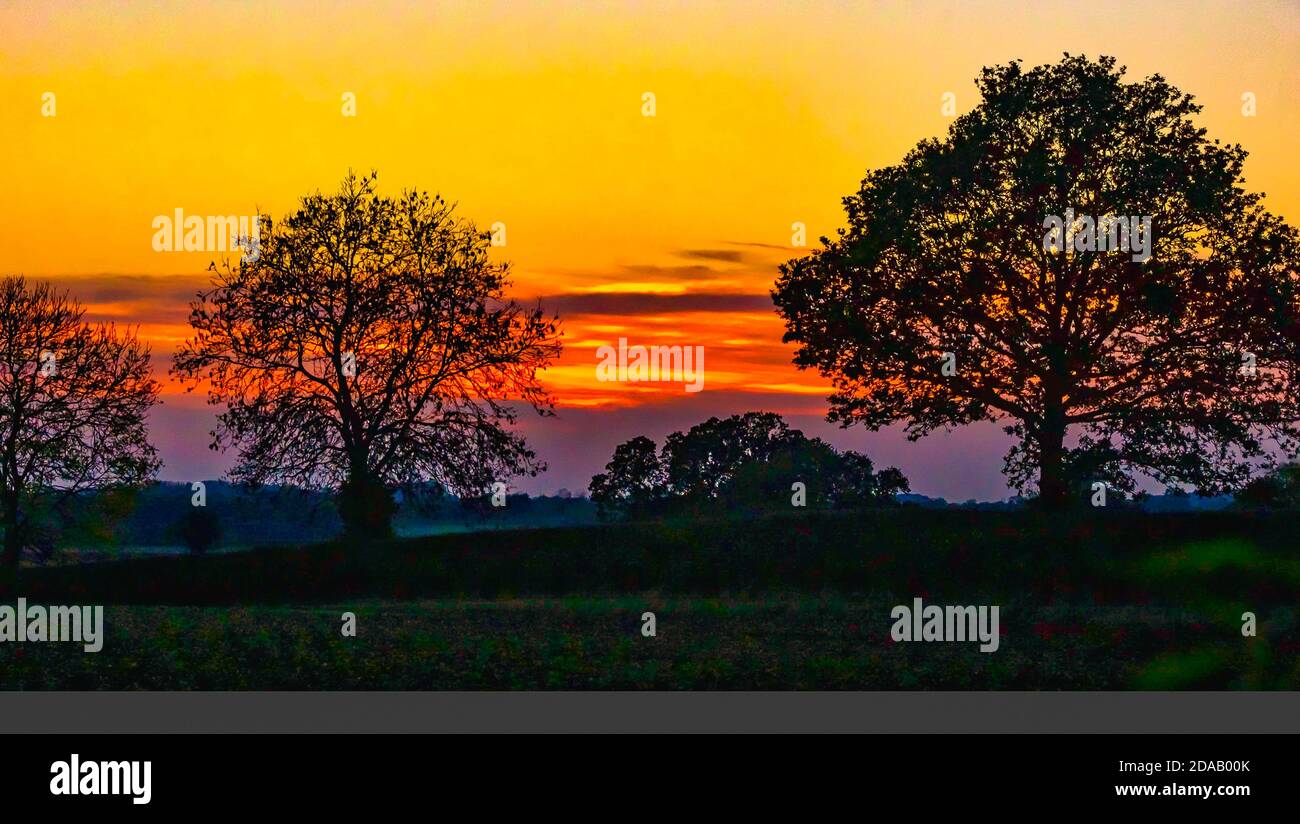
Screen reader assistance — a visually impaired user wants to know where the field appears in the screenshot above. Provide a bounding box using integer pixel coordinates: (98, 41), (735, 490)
(3, 509), (1298, 689)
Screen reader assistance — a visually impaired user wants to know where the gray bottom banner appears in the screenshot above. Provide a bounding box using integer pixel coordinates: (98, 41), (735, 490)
(0, 692), (1297, 733)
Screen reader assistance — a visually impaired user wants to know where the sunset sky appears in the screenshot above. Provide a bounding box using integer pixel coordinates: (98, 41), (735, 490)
(3, 0), (1299, 498)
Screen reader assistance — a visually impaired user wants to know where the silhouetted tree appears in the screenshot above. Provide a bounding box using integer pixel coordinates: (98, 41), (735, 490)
(173, 172), (561, 538)
(826, 453), (910, 508)
(1238, 462), (1300, 508)
(0, 277), (160, 580)
(589, 436), (666, 520)
(726, 435), (841, 513)
(171, 508), (223, 554)
(589, 412), (908, 519)
(773, 54), (1300, 508)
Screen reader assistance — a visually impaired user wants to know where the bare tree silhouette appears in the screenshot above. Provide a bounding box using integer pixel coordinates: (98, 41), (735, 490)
(0, 276), (160, 580)
(173, 172), (561, 538)
(774, 55), (1300, 508)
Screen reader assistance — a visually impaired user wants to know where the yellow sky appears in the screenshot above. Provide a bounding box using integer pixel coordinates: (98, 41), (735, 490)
(3, 0), (1299, 408)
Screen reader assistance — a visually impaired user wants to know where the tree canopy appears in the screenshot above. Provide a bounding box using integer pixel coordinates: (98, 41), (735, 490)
(0, 276), (160, 577)
(773, 54), (1300, 506)
(173, 172), (562, 536)
(589, 412), (909, 519)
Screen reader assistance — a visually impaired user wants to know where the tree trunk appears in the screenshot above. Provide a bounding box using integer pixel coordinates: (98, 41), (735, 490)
(1037, 419), (1068, 510)
(337, 466), (395, 541)
(1, 492), (21, 592)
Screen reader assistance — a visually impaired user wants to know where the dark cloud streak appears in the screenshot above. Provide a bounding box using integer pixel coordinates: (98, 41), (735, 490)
(535, 292), (775, 316)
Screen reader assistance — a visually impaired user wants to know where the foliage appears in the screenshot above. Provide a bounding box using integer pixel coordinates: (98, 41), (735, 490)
(0, 277), (160, 577)
(773, 54), (1300, 507)
(588, 412), (909, 519)
(173, 172), (562, 537)
(170, 508), (224, 555)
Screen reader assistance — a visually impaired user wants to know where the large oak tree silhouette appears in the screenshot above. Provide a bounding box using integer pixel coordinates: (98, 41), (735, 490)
(174, 172), (561, 537)
(773, 54), (1300, 507)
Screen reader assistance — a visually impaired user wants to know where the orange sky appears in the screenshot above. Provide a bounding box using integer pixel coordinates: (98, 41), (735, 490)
(3, 0), (1299, 494)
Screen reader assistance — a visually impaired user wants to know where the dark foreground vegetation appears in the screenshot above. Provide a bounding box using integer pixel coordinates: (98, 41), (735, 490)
(17, 508), (1300, 605)
(4, 509), (1297, 689)
(3, 597), (1289, 690)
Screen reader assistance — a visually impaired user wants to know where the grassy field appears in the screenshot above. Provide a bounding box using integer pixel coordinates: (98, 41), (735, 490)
(4, 509), (1298, 689)
(0, 598), (1292, 689)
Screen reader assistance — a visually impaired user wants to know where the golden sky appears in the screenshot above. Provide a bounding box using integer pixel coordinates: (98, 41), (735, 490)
(3, 0), (1299, 493)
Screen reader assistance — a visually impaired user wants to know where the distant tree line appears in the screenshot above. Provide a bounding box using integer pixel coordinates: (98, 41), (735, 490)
(53, 481), (597, 555)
